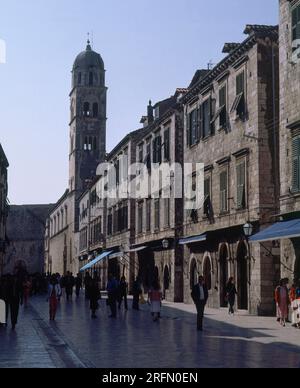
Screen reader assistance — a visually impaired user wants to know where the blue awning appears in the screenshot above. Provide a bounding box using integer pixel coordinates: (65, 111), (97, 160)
(80, 251), (113, 272)
(249, 219), (300, 243)
(179, 234), (207, 245)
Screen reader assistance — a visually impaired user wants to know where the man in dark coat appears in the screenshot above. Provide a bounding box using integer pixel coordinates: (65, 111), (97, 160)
(191, 276), (209, 331)
(5, 275), (23, 330)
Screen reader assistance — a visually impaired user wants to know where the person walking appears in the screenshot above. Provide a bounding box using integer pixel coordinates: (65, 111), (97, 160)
(118, 276), (128, 311)
(64, 272), (75, 301)
(191, 276), (209, 331)
(75, 274), (82, 298)
(89, 278), (100, 319)
(47, 275), (62, 321)
(132, 277), (142, 311)
(275, 279), (290, 327)
(107, 274), (118, 318)
(226, 277), (237, 315)
(5, 274), (23, 330)
(148, 282), (162, 322)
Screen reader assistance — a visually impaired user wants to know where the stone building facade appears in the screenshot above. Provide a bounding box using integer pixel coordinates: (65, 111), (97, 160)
(5, 205), (53, 274)
(46, 40), (107, 275)
(278, 0), (300, 282)
(0, 144), (8, 275)
(181, 25), (280, 315)
(132, 93), (185, 302)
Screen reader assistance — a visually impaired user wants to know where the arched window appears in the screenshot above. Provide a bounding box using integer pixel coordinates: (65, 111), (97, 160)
(89, 72), (93, 86)
(78, 72), (82, 85)
(93, 103), (99, 118)
(190, 259), (198, 290)
(83, 102), (90, 117)
(203, 256), (212, 291)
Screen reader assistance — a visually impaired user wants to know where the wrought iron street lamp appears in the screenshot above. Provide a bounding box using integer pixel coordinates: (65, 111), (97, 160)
(243, 222), (253, 239)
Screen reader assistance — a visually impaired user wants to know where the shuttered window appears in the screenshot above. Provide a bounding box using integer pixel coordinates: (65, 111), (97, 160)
(219, 85), (227, 128)
(164, 129), (170, 161)
(220, 170), (228, 213)
(202, 99), (211, 138)
(187, 109), (199, 146)
(153, 136), (162, 164)
(154, 199), (160, 230)
(236, 161), (246, 209)
(292, 4), (300, 48)
(138, 201), (143, 234)
(231, 71), (246, 119)
(292, 136), (300, 192)
(146, 199), (151, 232)
(204, 177), (211, 199)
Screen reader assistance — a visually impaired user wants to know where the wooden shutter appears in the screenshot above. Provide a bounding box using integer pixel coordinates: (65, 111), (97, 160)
(152, 137), (157, 163)
(237, 162), (246, 209)
(220, 170), (228, 212)
(186, 112), (191, 147)
(210, 97), (215, 136)
(157, 136), (162, 164)
(292, 136), (300, 192)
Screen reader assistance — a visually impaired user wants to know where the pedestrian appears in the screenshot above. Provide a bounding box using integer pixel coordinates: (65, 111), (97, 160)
(191, 276), (209, 331)
(132, 277), (142, 311)
(65, 272), (75, 301)
(5, 274), (23, 330)
(226, 277), (237, 315)
(148, 282), (162, 322)
(118, 276), (128, 311)
(275, 279), (290, 327)
(106, 274), (118, 318)
(89, 278), (100, 319)
(47, 274), (62, 321)
(75, 274), (82, 298)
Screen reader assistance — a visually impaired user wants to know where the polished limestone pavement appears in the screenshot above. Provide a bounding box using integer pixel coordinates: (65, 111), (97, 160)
(1, 294), (300, 368)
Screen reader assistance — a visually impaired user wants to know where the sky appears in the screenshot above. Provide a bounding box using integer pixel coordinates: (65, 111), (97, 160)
(0, 0), (278, 205)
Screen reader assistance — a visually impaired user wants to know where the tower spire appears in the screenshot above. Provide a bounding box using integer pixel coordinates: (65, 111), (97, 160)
(86, 32), (92, 51)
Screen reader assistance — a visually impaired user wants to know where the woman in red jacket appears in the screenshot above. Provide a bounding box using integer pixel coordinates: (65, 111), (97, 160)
(148, 282), (162, 322)
(275, 279), (290, 327)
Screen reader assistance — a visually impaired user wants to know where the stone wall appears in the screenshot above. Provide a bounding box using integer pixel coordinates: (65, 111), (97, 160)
(4, 204), (54, 274)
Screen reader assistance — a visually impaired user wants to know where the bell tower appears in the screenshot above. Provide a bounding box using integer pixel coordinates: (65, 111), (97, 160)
(69, 40), (107, 230)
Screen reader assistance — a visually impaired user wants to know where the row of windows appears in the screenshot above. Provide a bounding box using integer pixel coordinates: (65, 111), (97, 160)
(50, 207), (68, 237)
(107, 205), (129, 236)
(188, 160), (247, 224)
(79, 227), (88, 252)
(76, 72), (104, 86)
(137, 198), (170, 235)
(187, 71), (246, 147)
(138, 128), (171, 169)
(90, 216), (102, 247)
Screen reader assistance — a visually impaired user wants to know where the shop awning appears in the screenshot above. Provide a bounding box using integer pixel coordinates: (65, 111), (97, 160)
(109, 252), (124, 259)
(249, 219), (300, 243)
(179, 234), (207, 245)
(80, 251), (113, 272)
(127, 246), (147, 253)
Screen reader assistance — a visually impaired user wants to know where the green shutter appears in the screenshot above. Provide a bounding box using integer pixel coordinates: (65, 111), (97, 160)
(237, 162), (246, 209)
(220, 171), (228, 212)
(292, 136), (300, 192)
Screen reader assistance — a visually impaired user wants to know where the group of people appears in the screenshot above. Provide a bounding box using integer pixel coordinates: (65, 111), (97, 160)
(275, 278), (300, 328)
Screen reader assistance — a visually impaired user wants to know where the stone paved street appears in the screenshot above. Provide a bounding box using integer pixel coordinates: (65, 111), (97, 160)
(1, 294), (300, 368)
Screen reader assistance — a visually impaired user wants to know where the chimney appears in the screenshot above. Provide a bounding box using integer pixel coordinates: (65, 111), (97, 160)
(147, 100), (154, 124)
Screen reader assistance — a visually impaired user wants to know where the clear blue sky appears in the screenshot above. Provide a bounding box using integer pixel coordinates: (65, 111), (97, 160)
(0, 0), (278, 205)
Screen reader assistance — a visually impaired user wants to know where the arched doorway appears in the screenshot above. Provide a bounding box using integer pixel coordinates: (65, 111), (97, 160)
(138, 249), (155, 293)
(203, 256), (212, 291)
(190, 258), (198, 290)
(237, 242), (248, 310)
(219, 244), (229, 307)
